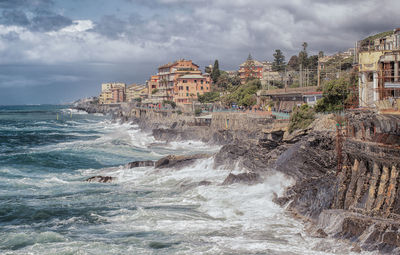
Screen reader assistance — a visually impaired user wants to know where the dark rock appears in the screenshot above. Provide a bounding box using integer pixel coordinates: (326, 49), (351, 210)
(126, 160), (155, 168)
(155, 154), (211, 169)
(198, 180), (212, 186)
(222, 172), (260, 185)
(85, 176), (114, 183)
(258, 139), (280, 150)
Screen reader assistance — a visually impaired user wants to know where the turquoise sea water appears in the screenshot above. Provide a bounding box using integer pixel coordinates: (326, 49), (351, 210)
(0, 105), (370, 255)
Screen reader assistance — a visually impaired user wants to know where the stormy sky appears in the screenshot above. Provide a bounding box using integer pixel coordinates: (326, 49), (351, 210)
(0, 0), (398, 104)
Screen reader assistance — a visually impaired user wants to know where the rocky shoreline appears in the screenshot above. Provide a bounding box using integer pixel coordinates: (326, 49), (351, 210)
(75, 102), (400, 254)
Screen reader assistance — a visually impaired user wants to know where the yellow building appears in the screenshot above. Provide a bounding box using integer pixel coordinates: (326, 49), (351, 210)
(99, 82), (126, 104)
(126, 84), (147, 102)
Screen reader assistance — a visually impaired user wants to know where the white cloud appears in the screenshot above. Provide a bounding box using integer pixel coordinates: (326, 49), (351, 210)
(60, 20), (94, 33)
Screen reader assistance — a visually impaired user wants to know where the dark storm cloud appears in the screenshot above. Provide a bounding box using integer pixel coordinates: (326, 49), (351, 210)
(1, 9), (30, 26)
(0, 0), (72, 31)
(30, 13), (72, 31)
(92, 15), (128, 38)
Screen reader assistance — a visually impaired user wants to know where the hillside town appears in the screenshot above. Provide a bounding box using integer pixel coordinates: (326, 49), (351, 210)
(97, 28), (400, 118)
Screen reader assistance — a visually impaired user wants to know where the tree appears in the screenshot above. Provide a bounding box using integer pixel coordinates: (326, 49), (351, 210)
(272, 49), (286, 72)
(288, 55), (299, 70)
(211, 60), (220, 84)
(299, 42), (309, 68)
(315, 78), (349, 112)
(216, 72), (229, 90)
(222, 79), (260, 107)
(318, 51), (324, 58)
(308, 55), (319, 70)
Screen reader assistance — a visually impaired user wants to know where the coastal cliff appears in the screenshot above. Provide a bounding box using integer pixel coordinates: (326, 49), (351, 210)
(74, 101), (400, 253)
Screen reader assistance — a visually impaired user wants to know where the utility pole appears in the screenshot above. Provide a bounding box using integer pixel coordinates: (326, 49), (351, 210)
(317, 58), (321, 88)
(300, 63), (303, 87)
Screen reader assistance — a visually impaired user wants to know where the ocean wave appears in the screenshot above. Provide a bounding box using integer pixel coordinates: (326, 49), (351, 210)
(61, 108), (88, 115)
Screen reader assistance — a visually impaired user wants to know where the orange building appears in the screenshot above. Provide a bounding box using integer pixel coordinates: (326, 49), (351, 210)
(174, 74), (211, 105)
(147, 75), (159, 94)
(238, 59), (264, 84)
(156, 59), (201, 100)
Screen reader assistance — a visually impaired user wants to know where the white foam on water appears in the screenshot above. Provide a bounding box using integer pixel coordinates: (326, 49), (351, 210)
(75, 158), (376, 255)
(62, 108), (88, 115)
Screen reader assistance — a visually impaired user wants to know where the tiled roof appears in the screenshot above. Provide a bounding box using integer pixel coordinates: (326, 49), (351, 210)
(239, 60), (264, 67)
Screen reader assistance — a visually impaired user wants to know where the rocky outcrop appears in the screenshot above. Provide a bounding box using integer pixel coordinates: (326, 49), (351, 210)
(155, 154), (212, 169)
(85, 176), (114, 183)
(276, 111), (400, 253)
(126, 160), (155, 168)
(222, 172), (261, 185)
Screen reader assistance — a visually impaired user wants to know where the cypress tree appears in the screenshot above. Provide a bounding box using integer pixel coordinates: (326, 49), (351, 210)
(211, 59), (220, 84)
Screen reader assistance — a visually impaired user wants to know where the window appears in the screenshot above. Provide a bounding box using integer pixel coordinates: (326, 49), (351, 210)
(194, 80), (197, 83)
(201, 86), (203, 90)
(186, 86), (189, 91)
(186, 93), (189, 97)
(201, 80), (204, 84)
(183, 80), (187, 83)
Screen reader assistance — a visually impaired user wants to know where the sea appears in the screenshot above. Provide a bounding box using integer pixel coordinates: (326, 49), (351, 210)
(0, 105), (374, 255)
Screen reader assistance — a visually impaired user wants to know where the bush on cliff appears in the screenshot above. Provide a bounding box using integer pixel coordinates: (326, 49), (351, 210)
(288, 104), (315, 133)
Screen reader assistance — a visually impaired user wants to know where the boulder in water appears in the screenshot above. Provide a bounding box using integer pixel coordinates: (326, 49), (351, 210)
(85, 176), (114, 183)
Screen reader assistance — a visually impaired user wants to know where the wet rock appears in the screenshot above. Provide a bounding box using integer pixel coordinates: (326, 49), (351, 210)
(155, 154), (211, 169)
(198, 180), (212, 186)
(126, 160), (155, 168)
(85, 176), (114, 183)
(222, 172), (260, 185)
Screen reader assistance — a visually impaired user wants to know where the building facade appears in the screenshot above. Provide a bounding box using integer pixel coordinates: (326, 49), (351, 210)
(358, 29), (400, 108)
(238, 59), (264, 84)
(126, 84), (147, 102)
(99, 82), (126, 104)
(156, 59), (201, 101)
(173, 75), (211, 105)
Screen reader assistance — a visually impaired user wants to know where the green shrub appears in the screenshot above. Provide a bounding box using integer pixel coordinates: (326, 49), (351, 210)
(288, 104), (315, 133)
(176, 110), (182, 115)
(198, 92), (220, 103)
(151, 89), (159, 94)
(223, 79), (260, 107)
